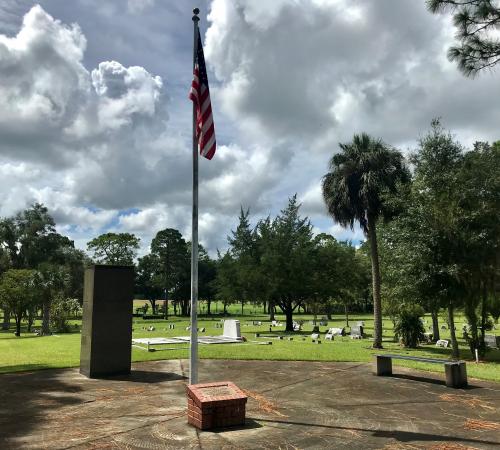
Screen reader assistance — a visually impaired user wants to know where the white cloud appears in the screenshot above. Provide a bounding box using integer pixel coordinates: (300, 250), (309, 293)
(0, 1), (499, 258)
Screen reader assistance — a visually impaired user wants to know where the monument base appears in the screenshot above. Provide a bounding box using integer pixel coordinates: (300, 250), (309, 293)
(186, 381), (247, 430)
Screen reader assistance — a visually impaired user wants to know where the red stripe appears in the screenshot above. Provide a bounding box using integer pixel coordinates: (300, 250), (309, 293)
(189, 65), (216, 159)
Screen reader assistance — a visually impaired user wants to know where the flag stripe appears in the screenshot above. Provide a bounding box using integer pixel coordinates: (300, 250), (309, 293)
(189, 31), (216, 160)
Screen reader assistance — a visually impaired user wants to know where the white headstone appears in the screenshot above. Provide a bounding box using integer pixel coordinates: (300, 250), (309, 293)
(328, 327), (344, 336)
(436, 339), (449, 348)
(223, 319), (241, 339)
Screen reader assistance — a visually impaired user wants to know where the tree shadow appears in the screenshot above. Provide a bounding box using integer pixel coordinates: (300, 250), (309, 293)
(254, 418), (500, 447)
(0, 369), (84, 447)
(389, 373), (482, 390)
(104, 370), (186, 383)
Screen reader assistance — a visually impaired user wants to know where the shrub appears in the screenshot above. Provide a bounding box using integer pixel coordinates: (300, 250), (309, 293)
(50, 297), (81, 333)
(394, 306), (426, 348)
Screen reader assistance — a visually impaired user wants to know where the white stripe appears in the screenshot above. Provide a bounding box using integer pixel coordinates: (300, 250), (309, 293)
(201, 133), (216, 157)
(201, 94), (211, 114)
(201, 113), (213, 134)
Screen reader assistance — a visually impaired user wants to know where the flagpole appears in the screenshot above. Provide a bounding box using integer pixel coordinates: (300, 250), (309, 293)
(190, 7), (200, 386)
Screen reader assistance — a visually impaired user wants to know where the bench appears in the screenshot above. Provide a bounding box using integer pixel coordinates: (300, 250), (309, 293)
(374, 354), (467, 389)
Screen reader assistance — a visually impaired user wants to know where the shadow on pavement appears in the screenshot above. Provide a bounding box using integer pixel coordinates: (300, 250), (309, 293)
(211, 418), (263, 433)
(390, 372), (481, 389)
(254, 418), (500, 447)
(0, 371), (83, 447)
(104, 370), (187, 383)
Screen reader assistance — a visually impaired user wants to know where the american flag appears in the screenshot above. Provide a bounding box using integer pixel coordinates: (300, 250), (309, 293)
(189, 30), (216, 160)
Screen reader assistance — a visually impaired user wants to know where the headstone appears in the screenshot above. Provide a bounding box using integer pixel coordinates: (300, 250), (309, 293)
(319, 320), (328, 326)
(325, 334), (333, 341)
(423, 332), (433, 343)
(311, 333), (320, 340)
(484, 334), (499, 349)
(328, 327), (344, 336)
(312, 325), (320, 333)
(223, 320), (241, 339)
(436, 339), (449, 348)
(356, 321), (365, 327)
(80, 265), (134, 378)
(351, 325), (363, 337)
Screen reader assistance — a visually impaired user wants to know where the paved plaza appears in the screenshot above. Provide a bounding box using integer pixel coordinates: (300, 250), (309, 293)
(1, 359), (499, 449)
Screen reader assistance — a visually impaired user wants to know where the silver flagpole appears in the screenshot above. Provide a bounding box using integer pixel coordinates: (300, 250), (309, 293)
(189, 7), (200, 385)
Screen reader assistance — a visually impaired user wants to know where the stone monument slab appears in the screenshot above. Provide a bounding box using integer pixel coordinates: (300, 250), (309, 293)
(80, 265), (134, 378)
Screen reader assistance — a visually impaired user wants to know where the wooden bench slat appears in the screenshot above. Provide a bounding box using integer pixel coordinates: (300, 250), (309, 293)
(375, 354), (464, 364)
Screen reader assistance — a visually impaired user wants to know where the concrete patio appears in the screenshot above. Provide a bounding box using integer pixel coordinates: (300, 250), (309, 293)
(1, 359), (499, 449)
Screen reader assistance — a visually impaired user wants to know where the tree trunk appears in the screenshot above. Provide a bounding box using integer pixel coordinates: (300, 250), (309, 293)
(42, 300), (51, 335)
(149, 299), (157, 314)
(207, 299), (211, 316)
(431, 309), (440, 342)
(367, 215), (383, 349)
(479, 280), (487, 357)
(241, 299), (244, 315)
(447, 302), (459, 359)
(269, 301), (275, 321)
(15, 315), (21, 337)
(285, 306), (294, 332)
(326, 303), (332, 320)
(173, 301), (177, 316)
(345, 303), (349, 327)
(27, 310), (35, 333)
(223, 301), (227, 315)
(2, 308), (10, 330)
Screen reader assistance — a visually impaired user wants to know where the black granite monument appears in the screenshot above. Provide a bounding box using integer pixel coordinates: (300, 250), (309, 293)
(80, 265), (134, 378)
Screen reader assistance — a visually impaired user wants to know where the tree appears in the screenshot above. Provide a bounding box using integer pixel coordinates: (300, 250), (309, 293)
(227, 208), (260, 315)
(198, 248), (217, 315)
(0, 204), (79, 333)
(453, 140), (500, 356)
(427, 0), (500, 76)
(136, 254), (163, 314)
(322, 133), (409, 348)
(87, 233), (140, 265)
(215, 250), (238, 315)
(313, 234), (368, 324)
(150, 229), (190, 316)
(0, 269), (37, 336)
(36, 263), (71, 335)
(258, 196), (316, 332)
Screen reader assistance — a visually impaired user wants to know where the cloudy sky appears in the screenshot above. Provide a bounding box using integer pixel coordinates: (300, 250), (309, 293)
(0, 0), (499, 257)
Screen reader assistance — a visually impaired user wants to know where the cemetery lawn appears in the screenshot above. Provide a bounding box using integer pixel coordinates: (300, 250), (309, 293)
(1, 305), (499, 382)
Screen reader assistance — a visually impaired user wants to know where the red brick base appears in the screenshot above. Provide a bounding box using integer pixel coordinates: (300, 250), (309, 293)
(186, 381), (247, 430)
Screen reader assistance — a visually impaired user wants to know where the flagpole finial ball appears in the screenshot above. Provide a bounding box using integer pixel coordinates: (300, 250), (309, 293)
(193, 8), (200, 15)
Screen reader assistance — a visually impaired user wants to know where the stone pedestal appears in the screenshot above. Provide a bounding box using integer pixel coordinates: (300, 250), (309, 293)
(445, 362), (468, 389)
(374, 355), (392, 376)
(80, 265), (134, 378)
(187, 381), (247, 430)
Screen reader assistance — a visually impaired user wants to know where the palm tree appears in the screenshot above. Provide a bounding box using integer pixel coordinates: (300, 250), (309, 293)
(322, 133), (409, 348)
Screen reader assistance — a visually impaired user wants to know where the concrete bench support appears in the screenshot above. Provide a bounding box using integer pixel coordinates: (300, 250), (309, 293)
(375, 355), (393, 376)
(445, 362), (467, 389)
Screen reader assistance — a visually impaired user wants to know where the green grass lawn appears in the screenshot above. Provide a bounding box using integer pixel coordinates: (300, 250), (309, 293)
(1, 303), (499, 383)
